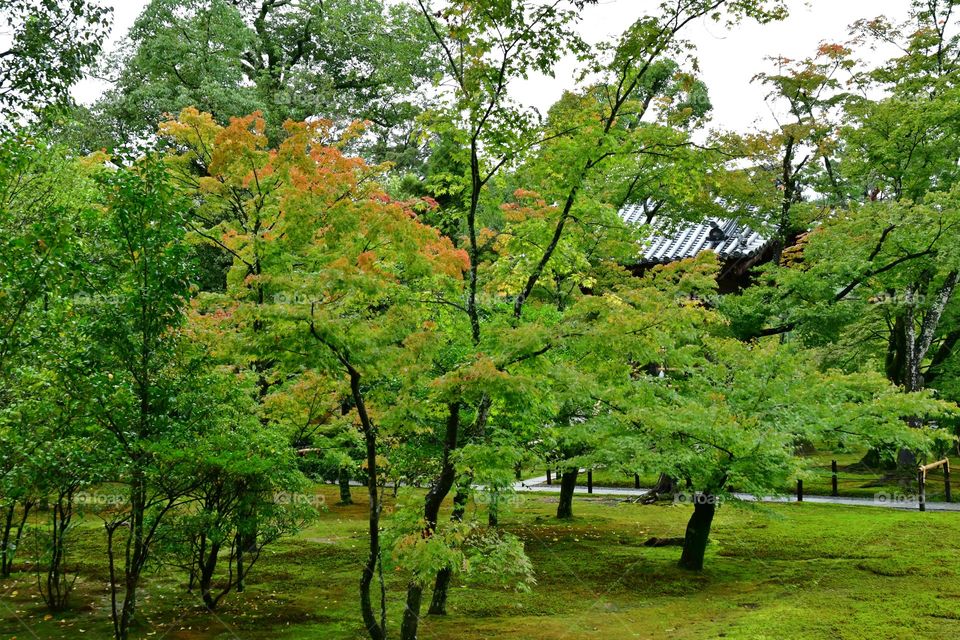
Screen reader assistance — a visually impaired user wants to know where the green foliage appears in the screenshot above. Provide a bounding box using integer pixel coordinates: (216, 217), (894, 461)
(9, 0), (960, 634)
(0, 0), (111, 120)
(96, 0), (441, 164)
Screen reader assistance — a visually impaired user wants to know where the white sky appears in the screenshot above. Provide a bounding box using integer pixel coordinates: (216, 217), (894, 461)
(72, 0), (911, 133)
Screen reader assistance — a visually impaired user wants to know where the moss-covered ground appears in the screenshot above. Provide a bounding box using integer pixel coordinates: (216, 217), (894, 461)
(3, 484), (960, 639)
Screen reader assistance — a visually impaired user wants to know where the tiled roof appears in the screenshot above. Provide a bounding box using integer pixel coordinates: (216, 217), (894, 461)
(619, 204), (774, 265)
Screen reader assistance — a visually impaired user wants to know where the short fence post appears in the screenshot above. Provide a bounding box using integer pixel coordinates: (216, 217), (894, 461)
(945, 462), (952, 503)
(546, 468), (552, 486)
(587, 470), (593, 494)
(831, 460), (839, 497)
(918, 469), (926, 512)
(797, 479), (803, 502)
(634, 473), (641, 489)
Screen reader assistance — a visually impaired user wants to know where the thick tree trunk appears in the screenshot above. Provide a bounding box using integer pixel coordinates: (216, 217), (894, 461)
(640, 473), (676, 504)
(870, 273), (960, 469)
(338, 468), (353, 505)
(428, 485), (468, 616)
(885, 313), (907, 387)
(678, 494), (716, 572)
(556, 469), (579, 519)
(905, 272), (957, 393)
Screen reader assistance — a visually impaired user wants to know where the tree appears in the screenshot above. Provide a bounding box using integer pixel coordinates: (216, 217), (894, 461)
(30, 419), (102, 611)
(264, 369), (362, 505)
(733, 43), (856, 256)
(582, 257), (954, 571)
(723, 3), (960, 466)
(97, 0), (440, 163)
(167, 393), (315, 610)
(408, 0), (594, 627)
(656, 338), (949, 570)
(65, 155), (211, 640)
(0, 0), (111, 120)
(160, 108), (474, 639)
(0, 133), (101, 580)
(412, 2), (789, 624)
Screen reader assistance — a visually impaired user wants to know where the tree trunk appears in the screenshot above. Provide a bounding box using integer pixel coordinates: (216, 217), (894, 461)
(871, 273), (960, 468)
(401, 584), (425, 640)
(556, 469), (579, 519)
(885, 313), (907, 387)
(641, 473), (676, 504)
(350, 369), (386, 640)
(428, 485), (468, 616)
(677, 494), (716, 571)
(400, 403), (460, 640)
(338, 468), (353, 505)
(1, 499), (32, 578)
(198, 540), (222, 610)
(234, 487), (259, 594)
(41, 488), (76, 611)
(487, 489), (499, 528)
(234, 530), (246, 593)
(113, 473), (146, 640)
(1, 502), (13, 578)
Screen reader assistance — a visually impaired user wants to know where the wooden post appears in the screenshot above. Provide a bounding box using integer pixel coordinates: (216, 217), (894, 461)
(797, 479), (803, 502)
(515, 463), (522, 481)
(945, 461), (952, 503)
(831, 460), (839, 497)
(917, 460), (950, 510)
(918, 469), (926, 512)
(634, 473), (640, 489)
(587, 470), (593, 494)
(546, 468), (551, 486)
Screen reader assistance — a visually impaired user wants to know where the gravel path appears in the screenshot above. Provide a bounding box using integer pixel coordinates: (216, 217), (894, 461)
(513, 474), (960, 512)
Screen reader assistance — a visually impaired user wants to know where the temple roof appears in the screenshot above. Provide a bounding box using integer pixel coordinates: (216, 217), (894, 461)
(619, 204), (774, 265)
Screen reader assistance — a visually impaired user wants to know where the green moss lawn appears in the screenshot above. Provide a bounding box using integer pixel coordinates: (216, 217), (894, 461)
(3, 485), (959, 639)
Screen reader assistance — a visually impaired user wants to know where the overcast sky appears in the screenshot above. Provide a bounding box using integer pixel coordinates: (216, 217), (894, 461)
(72, 0), (911, 133)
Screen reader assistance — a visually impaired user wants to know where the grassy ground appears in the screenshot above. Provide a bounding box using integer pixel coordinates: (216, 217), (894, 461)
(2, 485), (960, 639)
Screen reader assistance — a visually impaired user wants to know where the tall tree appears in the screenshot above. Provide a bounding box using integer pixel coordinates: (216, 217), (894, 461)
(65, 155), (212, 640)
(413, 1), (789, 627)
(0, 0), (111, 120)
(97, 0), (439, 164)
(724, 1), (960, 439)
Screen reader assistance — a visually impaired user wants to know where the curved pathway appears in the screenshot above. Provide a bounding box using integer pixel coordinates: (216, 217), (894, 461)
(513, 474), (960, 513)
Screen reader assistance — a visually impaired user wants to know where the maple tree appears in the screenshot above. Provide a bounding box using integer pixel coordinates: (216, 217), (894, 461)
(407, 2), (791, 629)
(722, 1), (960, 469)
